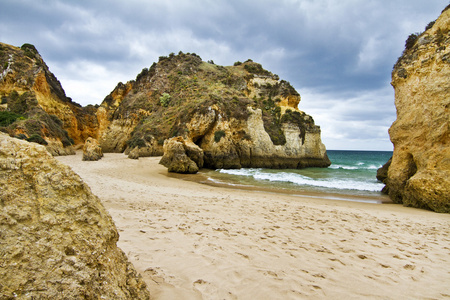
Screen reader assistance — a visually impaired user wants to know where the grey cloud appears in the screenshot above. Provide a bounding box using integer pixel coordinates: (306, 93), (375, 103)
(0, 0), (446, 150)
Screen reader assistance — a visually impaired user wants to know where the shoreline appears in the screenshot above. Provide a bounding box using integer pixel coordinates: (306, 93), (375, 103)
(167, 170), (392, 205)
(56, 152), (450, 299)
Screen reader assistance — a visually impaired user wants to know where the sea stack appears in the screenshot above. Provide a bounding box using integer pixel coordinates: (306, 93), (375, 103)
(385, 5), (450, 212)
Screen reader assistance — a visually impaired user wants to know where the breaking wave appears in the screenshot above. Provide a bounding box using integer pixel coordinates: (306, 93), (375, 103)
(219, 168), (383, 192)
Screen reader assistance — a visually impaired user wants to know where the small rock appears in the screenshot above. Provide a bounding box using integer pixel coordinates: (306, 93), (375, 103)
(82, 137), (103, 161)
(128, 147), (140, 159)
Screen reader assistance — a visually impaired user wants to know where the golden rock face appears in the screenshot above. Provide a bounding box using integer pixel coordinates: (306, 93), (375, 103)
(0, 133), (150, 298)
(387, 7), (450, 212)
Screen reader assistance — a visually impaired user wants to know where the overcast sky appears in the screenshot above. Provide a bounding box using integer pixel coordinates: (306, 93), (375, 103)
(0, 1), (447, 150)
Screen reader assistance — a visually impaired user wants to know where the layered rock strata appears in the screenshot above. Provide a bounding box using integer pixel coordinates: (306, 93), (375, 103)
(0, 133), (150, 298)
(386, 6), (450, 212)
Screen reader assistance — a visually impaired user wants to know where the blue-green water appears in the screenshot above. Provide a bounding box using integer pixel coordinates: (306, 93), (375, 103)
(201, 150), (393, 203)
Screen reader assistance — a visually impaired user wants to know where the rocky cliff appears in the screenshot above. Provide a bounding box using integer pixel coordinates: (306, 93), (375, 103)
(386, 5), (450, 212)
(0, 42), (100, 154)
(98, 54), (330, 169)
(0, 133), (150, 299)
(0, 43), (330, 169)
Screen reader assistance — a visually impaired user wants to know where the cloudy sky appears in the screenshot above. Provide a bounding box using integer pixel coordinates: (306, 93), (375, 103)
(0, 0), (447, 150)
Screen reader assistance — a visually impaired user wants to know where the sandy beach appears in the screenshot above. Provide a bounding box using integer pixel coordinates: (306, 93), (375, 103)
(56, 152), (450, 300)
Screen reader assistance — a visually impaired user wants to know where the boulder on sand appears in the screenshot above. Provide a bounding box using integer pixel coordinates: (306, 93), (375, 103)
(82, 137), (103, 161)
(159, 136), (204, 174)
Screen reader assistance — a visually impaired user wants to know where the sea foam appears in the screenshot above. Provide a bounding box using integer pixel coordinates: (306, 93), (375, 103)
(219, 168), (383, 192)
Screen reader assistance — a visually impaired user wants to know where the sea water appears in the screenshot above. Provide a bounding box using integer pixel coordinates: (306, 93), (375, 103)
(201, 150), (393, 203)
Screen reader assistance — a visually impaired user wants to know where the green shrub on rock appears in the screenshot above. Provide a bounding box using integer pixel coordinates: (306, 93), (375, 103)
(26, 134), (48, 145)
(214, 130), (226, 143)
(0, 111), (24, 127)
(405, 33), (419, 50)
(159, 93), (171, 107)
(21, 43), (39, 59)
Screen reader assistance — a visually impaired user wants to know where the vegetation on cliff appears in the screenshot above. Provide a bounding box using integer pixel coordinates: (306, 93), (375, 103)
(394, 4), (450, 74)
(1, 41), (329, 168)
(98, 52), (329, 169)
(0, 89), (74, 147)
(102, 53), (315, 151)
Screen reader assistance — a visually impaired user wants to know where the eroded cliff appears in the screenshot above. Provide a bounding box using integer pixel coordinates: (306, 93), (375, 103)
(0, 133), (150, 298)
(0, 42), (100, 153)
(98, 54), (330, 169)
(386, 6), (450, 212)
(1, 43), (330, 168)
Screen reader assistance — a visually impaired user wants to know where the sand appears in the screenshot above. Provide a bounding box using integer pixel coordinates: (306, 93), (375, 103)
(56, 152), (450, 300)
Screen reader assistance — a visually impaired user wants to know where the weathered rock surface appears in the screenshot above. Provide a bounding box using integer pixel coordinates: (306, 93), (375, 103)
(159, 136), (204, 173)
(0, 133), (150, 298)
(82, 137), (103, 161)
(197, 107), (330, 169)
(45, 138), (76, 156)
(385, 6), (450, 212)
(98, 54), (330, 169)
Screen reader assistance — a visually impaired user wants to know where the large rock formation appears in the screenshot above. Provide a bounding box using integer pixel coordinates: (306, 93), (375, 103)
(385, 6), (450, 212)
(0, 133), (150, 298)
(0, 42), (100, 152)
(1, 43), (330, 169)
(97, 54), (330, 169)
(159, 136), (204, 173)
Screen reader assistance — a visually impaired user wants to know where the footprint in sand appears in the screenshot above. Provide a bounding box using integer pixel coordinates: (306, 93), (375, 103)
(403, 264), (416, 270)
(193, 279), (233, 299)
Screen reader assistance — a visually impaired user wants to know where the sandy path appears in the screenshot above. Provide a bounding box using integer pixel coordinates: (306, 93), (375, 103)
(56, 153), (450, 300)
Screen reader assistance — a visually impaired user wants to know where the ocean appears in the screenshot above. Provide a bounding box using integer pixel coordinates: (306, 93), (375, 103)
(200, 150), (393, 204)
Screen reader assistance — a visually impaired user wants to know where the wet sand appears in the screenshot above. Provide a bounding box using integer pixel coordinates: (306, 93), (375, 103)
(57, 152), (450, 299)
